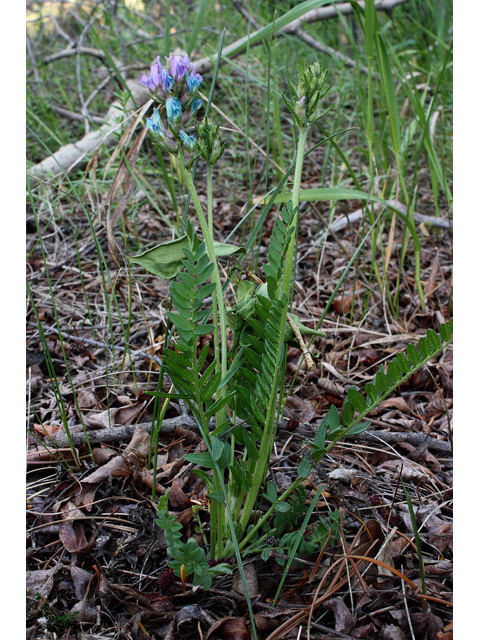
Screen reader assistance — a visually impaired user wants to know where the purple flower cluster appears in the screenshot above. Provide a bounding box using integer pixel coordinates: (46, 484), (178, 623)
(141, 53), (203, 157)
(140, 53), (203, 115)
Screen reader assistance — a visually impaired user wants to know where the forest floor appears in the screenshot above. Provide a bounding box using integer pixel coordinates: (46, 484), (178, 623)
(26, 145), (453, 639)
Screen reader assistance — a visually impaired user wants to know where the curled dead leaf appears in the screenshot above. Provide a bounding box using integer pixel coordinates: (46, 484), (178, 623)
(169, 481), (193, 510)
(232, 563), (259, 598)
(328, 468), (356, 484)
(324, 597), (355, 634)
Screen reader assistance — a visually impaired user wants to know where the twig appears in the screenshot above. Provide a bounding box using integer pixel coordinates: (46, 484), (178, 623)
(50, 413), (452, 452)
(232, 1), (377, 78)
(50, 104), (106, 125)
(26, 30), (40, 82)
(39, 46), (124, 73)
(75, 16), (96, 132)
(316, 200), (452, 244)
(281, 0), (411, 32)
(48, 12), (74, 45)
(292, 28), (378, 79)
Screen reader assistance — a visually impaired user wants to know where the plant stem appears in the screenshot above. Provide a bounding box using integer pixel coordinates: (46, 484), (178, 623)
(177, 155), (228, 396)
(207, 165), (221, 380)
(282, 127), (308, 300)
(177, 154), (228, 557)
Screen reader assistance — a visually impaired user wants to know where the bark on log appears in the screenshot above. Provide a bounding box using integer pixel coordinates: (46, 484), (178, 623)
(52, 417), (451, 454)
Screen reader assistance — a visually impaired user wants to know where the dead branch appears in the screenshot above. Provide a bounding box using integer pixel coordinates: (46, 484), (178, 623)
(51, 417), (451, 453)
(28, 78), (149, 180)
(232, 0), (377, 78)
(317, 200), (452, 243)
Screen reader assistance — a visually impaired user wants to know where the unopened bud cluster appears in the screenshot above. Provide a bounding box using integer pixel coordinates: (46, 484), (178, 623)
(195, 118), (226, 167)
(283, 61), (332, 131)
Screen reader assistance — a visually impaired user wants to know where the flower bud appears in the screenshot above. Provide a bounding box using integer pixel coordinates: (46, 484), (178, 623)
(283, 60), (332, 131)
(166, 96), (183, 129)
(195, 117), (226, 166)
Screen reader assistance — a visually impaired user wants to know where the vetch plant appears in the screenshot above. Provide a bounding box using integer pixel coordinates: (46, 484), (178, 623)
(129, 54), (453, 593)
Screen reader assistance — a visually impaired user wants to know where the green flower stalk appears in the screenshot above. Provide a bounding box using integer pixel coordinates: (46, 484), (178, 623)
(282, 61), (333, 300)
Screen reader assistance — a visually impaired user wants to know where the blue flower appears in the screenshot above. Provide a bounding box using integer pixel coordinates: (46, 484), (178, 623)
(146, 108), (165, 137)
(179, 130), (197, 152)
(186, 70), (203, 94)
(160, 68), (174, 93)
(169, 54), (190, 81)
(190, 98), (202, 116)
(166, 97), (182, 127)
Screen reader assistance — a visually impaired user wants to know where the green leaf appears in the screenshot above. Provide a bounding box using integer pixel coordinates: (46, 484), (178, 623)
(323, 404), (341, 433)
(297, 458), (312, 479)
(374, 371), (391, 394)
(274, 502), (290, 513)
(417, 337), (432, 358)
(207, 391), (236, 422)
(207, 490), (225, 504)
(129, 235), (192, 279)
(184, 451), (216, 469)
(213, 241), (247, 259)
(364, 382), (378, 403)
(342, 401), (355, 426)
(439, 322), (452, 342)
(194, 323), (215, 336)
(396, 352), (411, 374)
(407, 343), (421, 366)
(266, 481), (277, 503)
(192, 469), (213, 489)
(313, 424), (327, 449)
(386, 360), (401, 383)
(426, 329), (441, 351)
(347, 420), (371, 435)
(210, 436), (224, 461)
(347, 388), (367, 412)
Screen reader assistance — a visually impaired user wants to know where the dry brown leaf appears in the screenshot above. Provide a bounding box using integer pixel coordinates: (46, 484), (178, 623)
(169, 481), (193, 510)
(378, 396), (412, 413)
(33, 423), (62, 438)
(175, 424), (201, 445)
(116, 400), (147, 426)
(378, 460), (429, 484)
(60, 519), (88, 553)
(176, 604), (215, 636)
(123, 424), (152, 464)
(221, 617), (250, 640)
(352, 622), (376, 638)
(85, 408), (119, 429)
(328, 468), (356, 484)
(27, 445), (79, 468)
(76, 387), (98, 410)
(92, 446), (117, 466)
(324, 597), (355, 634)
(70, 566), (95, 600)
(82, 453), (132, 484)
(207, 617), (249, 640)
(70, 600), (101, 626)
(437, 621), (453, 640)
(26, 568), (56, 598)
(381, 624), (408, 640)
(232, 563), (259, 598)
(139, 468), (166, 494)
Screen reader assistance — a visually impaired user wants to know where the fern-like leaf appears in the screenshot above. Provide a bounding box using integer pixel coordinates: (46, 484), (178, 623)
(151, 240), (224, 424)
(311, 320), (453, 461)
